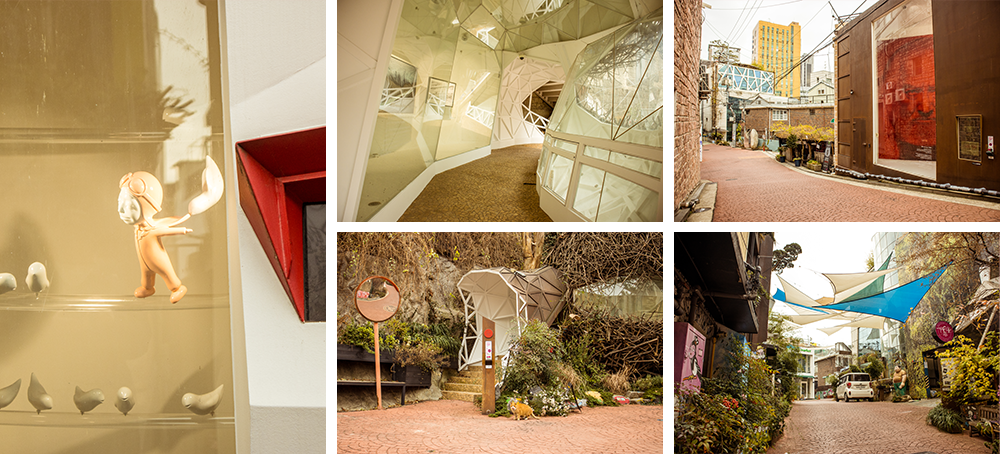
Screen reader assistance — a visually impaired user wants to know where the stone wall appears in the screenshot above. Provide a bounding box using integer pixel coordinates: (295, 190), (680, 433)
(673, 0), (702, 210)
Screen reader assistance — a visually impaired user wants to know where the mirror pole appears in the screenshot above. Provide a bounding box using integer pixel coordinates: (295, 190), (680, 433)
(375, 321), (383, 410)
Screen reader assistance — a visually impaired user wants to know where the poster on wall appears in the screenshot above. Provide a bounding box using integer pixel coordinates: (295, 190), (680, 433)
(957, 115), (982, 162)
(874, 0), (936, 163)
(674, 322), (706, 392)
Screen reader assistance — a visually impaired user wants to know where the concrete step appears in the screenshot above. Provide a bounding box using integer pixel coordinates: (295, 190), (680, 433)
(441, 390), (481, 402)
(443, 382), (481, 393)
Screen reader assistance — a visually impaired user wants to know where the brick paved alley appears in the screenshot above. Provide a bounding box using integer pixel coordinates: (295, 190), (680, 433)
(337, 400), (663, 454)
(766, 399), (990, 454)
(699, 143), (1000, 222)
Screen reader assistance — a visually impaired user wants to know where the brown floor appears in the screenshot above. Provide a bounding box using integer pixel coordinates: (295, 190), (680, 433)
(398, 144), (554, 222)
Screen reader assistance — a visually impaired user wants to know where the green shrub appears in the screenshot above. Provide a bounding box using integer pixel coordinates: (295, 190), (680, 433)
(499, 320), (565, 395)
(927, 404), (965, 434)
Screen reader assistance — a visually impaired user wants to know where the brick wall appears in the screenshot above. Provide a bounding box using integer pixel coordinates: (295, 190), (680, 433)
(789, 106), (834, 128)
(745, 108), (771, 135)
(674, 0), (702, 210)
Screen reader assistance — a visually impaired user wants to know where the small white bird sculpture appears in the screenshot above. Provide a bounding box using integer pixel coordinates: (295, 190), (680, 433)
(0, 273), (15, 295)
(0, 379), (21, 409)
(28, 373), (53, 414)
(25, 262), (49, 298)
(182, 384), (224, 416)
(74, 386), (105, 415)
(115, 387), (135, 416)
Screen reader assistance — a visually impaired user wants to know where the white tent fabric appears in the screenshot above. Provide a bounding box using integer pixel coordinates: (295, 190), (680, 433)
(776, 275), (824, 307)
(786, 312), (854, 325)
(816, 315), (886, 336)
(456, 266), (567, 371)
(823, 268), (898, 302)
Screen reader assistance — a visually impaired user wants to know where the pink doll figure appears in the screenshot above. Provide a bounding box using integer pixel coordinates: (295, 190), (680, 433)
(118, 157), (224, 304)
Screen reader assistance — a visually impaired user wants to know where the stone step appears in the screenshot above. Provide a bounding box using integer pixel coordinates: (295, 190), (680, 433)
(441, 390), (480, 402)
(449, 375), (482, 385)
(443, 382), (481, 393)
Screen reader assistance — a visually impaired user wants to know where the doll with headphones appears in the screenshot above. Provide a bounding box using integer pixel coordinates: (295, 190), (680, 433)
(117, 157), (223, 303)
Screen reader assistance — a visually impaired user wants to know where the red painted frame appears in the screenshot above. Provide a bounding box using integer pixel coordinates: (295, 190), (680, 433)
(236, 126), (325, 322)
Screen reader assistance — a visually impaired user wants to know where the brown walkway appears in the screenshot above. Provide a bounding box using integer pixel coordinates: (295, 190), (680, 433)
(398, 145), (553, 222)
(338, 400), (663, 454)
(766, 399), (989, 454)
(700, 143), (1000, 222)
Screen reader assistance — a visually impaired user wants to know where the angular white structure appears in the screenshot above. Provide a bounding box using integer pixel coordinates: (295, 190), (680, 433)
(456, 266), (567, 371)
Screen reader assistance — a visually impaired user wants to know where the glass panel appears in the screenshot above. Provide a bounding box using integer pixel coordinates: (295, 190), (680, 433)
(595, 173), (657, 222)
(584, 145), (610, 160)
(573, 164), (606, 221)
(359, 0), (460, 221)
(873, 0), (935, 165)
(0, 1), (234, 450)
(437, 27), (501, 160)
(612, 15), (663, 147)
(461, 5), (503, 49)
(537, 146), (550, 176)
(609, 151), (662, 178)
(554, 138), (577, 154)
(543, 152), (573, 203)
(381, 56), (418, 114)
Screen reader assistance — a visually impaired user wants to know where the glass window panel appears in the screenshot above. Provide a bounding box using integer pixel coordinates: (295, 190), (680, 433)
(460, 5), (503, 49)
(543, 153), (574, 203)
(584, 145), (611, 160)
(554, 138), (577, 154)
(573, 164), (606, 221)
(595, 173), (657, 222)
(609, 151), (662, 179)
(538, 146), (550, 176)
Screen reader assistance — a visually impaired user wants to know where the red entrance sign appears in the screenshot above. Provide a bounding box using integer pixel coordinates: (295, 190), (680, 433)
(933, 321), (954, 343)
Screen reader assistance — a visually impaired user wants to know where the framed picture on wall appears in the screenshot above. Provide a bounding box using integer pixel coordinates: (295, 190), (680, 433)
(381, 56), (417, 113)
(426, 77), (456, 120)
(957, 115), (982, 163)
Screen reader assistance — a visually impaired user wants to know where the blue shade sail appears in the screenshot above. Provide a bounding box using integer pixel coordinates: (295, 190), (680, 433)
(815, 261), (951, 323)
(773, 287), (786, 302)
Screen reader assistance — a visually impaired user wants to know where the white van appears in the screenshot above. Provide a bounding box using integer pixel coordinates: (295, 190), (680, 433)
(836, 372), (875, 402)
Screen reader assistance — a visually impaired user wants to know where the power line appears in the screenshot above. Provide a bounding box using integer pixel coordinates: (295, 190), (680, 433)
(711, 0), (805, 10)
(724, 0), (755, 46)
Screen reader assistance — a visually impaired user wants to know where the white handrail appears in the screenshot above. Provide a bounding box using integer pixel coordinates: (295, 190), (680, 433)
(466, 104), (495, 127)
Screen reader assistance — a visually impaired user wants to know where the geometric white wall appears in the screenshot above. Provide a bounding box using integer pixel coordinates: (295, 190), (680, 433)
(492, 57), (564, 149)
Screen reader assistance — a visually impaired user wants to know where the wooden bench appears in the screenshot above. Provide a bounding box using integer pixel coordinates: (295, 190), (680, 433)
(967, 404), (999, 439)
(336, 344), (431, 406)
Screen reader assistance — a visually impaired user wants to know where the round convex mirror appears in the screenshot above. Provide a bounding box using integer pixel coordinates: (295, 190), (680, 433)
(354, 276), (400, 322)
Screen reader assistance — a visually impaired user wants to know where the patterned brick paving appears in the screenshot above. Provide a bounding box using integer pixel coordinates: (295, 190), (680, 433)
(766, 399), (990, 454)
(700, 143), (1000, 222)
(337, 400), (663, 454)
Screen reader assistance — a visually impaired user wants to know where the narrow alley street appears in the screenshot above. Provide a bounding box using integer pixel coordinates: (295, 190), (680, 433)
(699, 143), (1000, 222)
(766, 399), (990, 454)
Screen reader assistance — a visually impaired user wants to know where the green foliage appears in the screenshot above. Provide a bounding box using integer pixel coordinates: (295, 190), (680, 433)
(680, 333), (791, 453)
(859, 352), (886, 380)
(635, 375), (664, 403)
(337, 320), (377, 353)
(562, 330), (603, 384)
(927, 404), (966, 434)
(906, 359), (930, 399)
(771, 243), (802, 274)
(394, 338), (445, 372)
(500, 320), (566, 395)
(937, 334), (1000, 405)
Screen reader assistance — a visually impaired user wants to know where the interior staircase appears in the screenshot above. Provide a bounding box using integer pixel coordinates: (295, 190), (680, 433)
(441, 364), (483, 403)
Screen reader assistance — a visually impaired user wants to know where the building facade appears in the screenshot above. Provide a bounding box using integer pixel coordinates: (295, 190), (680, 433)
(834, 0), (1000, 189)
(803, 80), (835, 104)
(753, 20), (801, 97)
(744, 103), (834, 140)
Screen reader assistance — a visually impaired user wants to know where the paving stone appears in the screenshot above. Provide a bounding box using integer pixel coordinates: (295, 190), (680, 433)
(700, 143), (1000, 222)
(338, 399), (663, 454)
(765, 399), (990, 454)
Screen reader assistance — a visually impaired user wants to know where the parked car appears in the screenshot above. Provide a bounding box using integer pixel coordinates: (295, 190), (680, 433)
(837, 372), (875, 402)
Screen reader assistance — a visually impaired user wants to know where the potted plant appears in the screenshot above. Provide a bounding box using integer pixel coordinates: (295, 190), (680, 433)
(775, 148), (786, 162)
(806, 159), (822, 171)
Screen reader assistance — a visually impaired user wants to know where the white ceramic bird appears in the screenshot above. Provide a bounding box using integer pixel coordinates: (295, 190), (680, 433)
(187, 156), (224, 216)
(115, 387), (135, 416)
(73, 386), (104, 415)
(182, 384), (224, 416)
(0, 379), (21, 409)
(27, 373), (53, 414)
(0, 273), (15, 295)
(25, 262), (49, 298)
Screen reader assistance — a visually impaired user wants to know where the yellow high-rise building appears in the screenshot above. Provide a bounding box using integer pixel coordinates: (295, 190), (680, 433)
(753, 20), (800, 97)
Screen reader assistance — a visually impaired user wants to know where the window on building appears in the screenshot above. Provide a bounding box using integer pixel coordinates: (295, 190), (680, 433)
(772, 109), (788, 121)
(810, 109), (816, 115)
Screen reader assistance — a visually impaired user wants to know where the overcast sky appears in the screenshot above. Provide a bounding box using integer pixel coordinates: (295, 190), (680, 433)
(770, 230), (881, 346)
(700, 0), (877, 71)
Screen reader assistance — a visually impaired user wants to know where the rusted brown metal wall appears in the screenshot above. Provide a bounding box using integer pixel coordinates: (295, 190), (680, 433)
(834, 0), (1000, 189)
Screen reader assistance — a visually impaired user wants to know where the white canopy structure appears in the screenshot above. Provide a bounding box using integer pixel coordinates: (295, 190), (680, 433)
(456, 266), (567, 371)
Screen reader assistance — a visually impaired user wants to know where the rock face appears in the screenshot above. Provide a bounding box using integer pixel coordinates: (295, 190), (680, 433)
(338, 256), (466, 327)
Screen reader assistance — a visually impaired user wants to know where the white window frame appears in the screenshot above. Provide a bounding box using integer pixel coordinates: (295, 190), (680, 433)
(772, 109), (788, 121)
